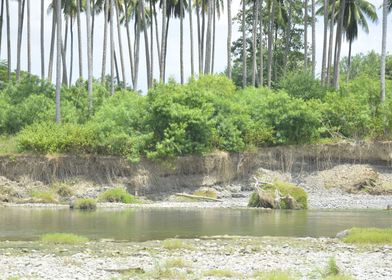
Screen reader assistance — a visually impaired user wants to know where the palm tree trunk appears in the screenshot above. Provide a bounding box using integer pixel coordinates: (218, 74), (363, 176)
(267, 0), (275, 88)
(0, 0), (4, 58)
(114, 49), (120, 85)
(227, 0), (232, 79)
(55, 0), (62, 123)
(201, 3), (206, 73)
(180, 0), (184, 83)
(304, 0), (308, 72)
(110, 0), (114, 94)
(150, 0), (154, 84)
(69, 18), (74, 86)
(196, 1), (202, 74)
(242, 0), (246, 87)
(16, 0), (26, 81)
(346, 39), (352, 83)
(26, 0), (30, 75)
(114, 1), (125, 86)
(140, 0), (151, 88)
(5, 0), (10, 80)
(163, 16), (170, 80)
(252, 0), (259, 86)
(380, 0), (388, 103)
(311, 0), (315, 78)
(189, 0), (195, 76)
(153, 3), (161, 65)
(91, 1), (95, 58)
(333, 0), (346, 90)
(211, 2), (216, 73)
(62, 16), (69, 85)
(283, 0), (292, 71)
(160, 0), (166, 82)
(48, 10), (56, 81)
(124, 0), (134, 87)
(86, 0), (93, 112)
(259, 0), (264, 86)
(101, 0), (108, 82)
(40, 0), (45, 80)
(133, 10), (141, 90)
(321, 0), (328, 85)
(61, 35), (68, 87)
(77, 0), (83, 79)
(204, 0), (213, 74)
(326, 0), (335, 86)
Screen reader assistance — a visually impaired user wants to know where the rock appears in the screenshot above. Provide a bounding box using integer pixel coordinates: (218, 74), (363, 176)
(336, 229), (350, 239)
(226, 185), (242, 193)
(231, 193), (246, 198)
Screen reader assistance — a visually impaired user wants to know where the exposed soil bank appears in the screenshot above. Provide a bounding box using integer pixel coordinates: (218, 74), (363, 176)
(1, 237), (391, 280)
(1, 141), (392, 207)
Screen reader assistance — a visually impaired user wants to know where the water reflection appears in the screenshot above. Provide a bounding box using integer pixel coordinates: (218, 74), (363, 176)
(0, 207), (391, 241)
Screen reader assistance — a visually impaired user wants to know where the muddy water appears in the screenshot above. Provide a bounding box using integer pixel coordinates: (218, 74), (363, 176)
(0, 207), (391, 241)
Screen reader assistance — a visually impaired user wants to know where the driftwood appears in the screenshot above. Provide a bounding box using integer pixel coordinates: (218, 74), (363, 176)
(175, 193), (223, 202)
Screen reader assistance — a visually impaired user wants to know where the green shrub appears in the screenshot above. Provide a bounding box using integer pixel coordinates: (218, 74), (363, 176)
(31, 191), (57, 203)
(73, 198), (97, 210)
(162, 239), (194, 250)
(40, 233), (89, 244)
(324, 257), (340, 277)
(55, 183), (74, 197)
(343, 228), (392, 244)
(253, 270), (297, 280)
(17, 122), (96, 154)
(279, 71), (327, 100)
(99, 188), (138, 204)
(248, 180), (308, 209)
(203, 269), (238, 278)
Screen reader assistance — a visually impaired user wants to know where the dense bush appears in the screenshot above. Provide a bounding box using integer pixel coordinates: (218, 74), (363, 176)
(99, 188), (139, 204)
(72, 198), (97, 210)
(279, 71), (328, 100)
(0, 72), (390, 159)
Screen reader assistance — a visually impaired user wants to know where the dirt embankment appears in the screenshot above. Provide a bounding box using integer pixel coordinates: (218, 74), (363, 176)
(1, 141), (392, 203)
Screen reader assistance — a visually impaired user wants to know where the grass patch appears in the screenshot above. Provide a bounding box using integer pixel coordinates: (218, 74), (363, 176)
(248, 180), (307, 209)
(253, 270), (297, 280)
(31, 190), (58, 203)
(40, 233), (89, 244)
(72, 198), (97, 210)
(192, 188), (218, 199)
(143, 263), (187, 279)
(99, 188), (139, 204)
(0, 135), (18, 155)
(165, 258), (191, 268)
(203, 269), (238, 278)
(323, 276), (354, 280)
(162, 239), (194, 250)
(54, 183), (74, 197)
(343, 227), (392, 244)
(324, 257), (340, 277)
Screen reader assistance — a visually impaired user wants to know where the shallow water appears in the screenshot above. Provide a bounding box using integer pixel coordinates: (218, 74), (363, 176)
(0, 207), (391, 241)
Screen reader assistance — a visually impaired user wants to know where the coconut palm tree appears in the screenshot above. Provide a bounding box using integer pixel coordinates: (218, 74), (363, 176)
(380, 0), (390, 102)
(311, 0), (315, 77)
(41, 0), (45, 80)
(333, 0), (346, 90)
(86, 0), (93, 111)
(267, 0), (275, 88)
(242, 0), (246, 86)
(304, 0), (308, 72)
(321, 0), (328, 84)
(343, 0), (377, 81)
(259, 0), (264, 86)
(252, 0), (259, 86)
(227, 0), (231, 79)
(0, 0), (4, 58)
(5, 0), (10, 80)
(26, 0), (30, 75)
(56, 0), (62, 123)
(16, 0), (25, 81)
(189, 0), (195, 76)
(76, 0), (83, 79)
(204, 0), (212, 74)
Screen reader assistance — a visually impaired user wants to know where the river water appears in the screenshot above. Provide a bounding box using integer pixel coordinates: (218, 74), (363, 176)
(0, 207), (391, 241)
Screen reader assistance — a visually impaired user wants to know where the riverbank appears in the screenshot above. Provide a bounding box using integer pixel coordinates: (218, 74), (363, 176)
(1, 236), (391, 280)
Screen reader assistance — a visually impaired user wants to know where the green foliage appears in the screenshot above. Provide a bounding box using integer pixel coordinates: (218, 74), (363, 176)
(343, 228), (392, 244)
(203, 269), (238, 278)
(324, 258), (340, 277)
(73, 198), (97, 210)
(162, 239), (194, 250)
(17, 122), (96, 154)
(248, 181), (308, 209)
(99, 188), (138, 204)
(31, 191), (58, 203)
(40, 233), (89, 244)
(279, 71), (328, 100)
(253, 270), (297, 280)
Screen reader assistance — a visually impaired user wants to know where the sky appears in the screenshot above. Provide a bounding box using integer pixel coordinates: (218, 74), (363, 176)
(0, 0), (391, 92)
